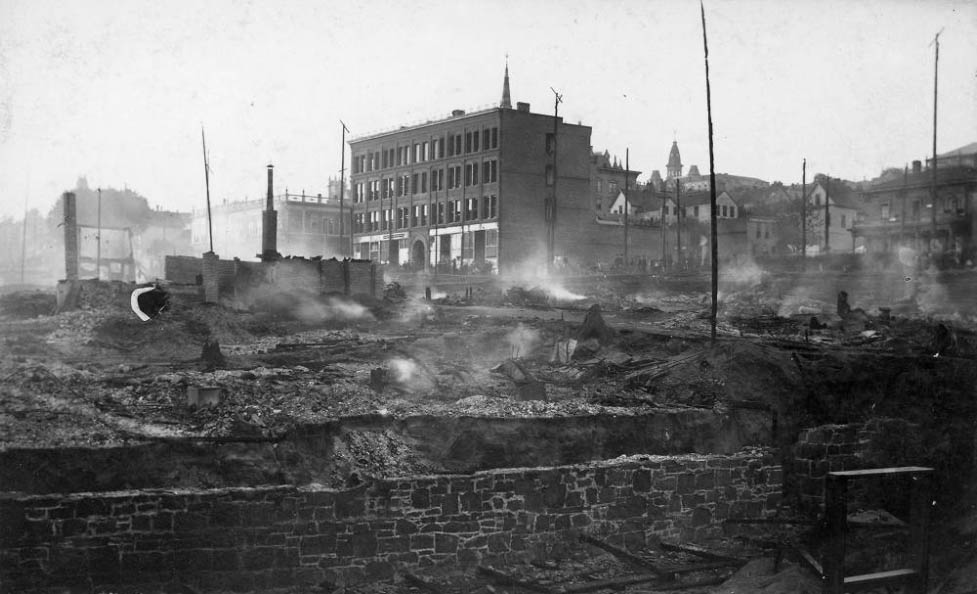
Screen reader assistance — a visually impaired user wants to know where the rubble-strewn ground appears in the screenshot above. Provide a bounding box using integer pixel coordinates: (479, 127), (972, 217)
(2, 269), (977, 592)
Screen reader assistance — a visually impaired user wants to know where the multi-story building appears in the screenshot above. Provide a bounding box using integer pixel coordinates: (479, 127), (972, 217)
(591, 151), (640, 217)
(348, 69), (595, 274)
(853, 160), (977, 262)
(804, 177), (859, 254)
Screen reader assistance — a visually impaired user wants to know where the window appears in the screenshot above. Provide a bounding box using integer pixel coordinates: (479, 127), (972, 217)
(881, 203), (890, 221)
(488, 195), (497, 218)
(491, 127), (499, 149)
(764, 227), (769, 239)
(411, 174), (419, 194)
(473, 130), (480, 152)
(466, 198), (478, 221)
(414, 143), (422, 163)
(546, 165), (554, 186)
(546, 133), (555, 154)
(421, 172), (428, 193)
(381, 150), (388, 169)
(721, 205), (727, 217)
(912, 200), (921, 220)
(486, 229), (498, 257)
(483, 159), (498, 183)
(694, 206), (700, 218)
(465, 132), (472, 153)
(436, 202), (445, 225)
(841, 214), (847, 228)
(466, 163), (479, 186)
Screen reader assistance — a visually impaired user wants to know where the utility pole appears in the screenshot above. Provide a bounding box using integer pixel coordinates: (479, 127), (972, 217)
(660, 195), (667, 272)
(700, 0), (719, 342)
(547, 87), (563, 273)
(624, 149), (630, 267)
(824, 176), (830, 253)
(20, 182), (28, 284)
(801, 159), (806, 266)
(930, 30), (942, 255)
(340, 120), (349, 259)
(901, 164), (908, 241)
(201, 126), (214, 253)
(675, 178), (682, 270)
(96, 188), (102, 280)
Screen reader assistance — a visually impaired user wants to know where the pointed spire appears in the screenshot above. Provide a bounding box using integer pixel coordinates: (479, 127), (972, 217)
(500, 56), (512, 109)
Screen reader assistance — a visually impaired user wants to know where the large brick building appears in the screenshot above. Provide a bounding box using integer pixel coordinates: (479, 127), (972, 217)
(348, 68), (599, 274)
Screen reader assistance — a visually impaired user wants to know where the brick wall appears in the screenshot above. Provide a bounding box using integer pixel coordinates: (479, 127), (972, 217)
(0, 450), (780, 593)
(792, 418), (922, 514)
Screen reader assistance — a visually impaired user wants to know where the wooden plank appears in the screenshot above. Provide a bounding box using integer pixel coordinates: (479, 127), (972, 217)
(660, 541), (747, 565)
(560, 572), (661, 593)
(402, 573), (444, 593)
(829, 466), (932, 478)
(794, 547), (823, 577)
(476, 565), (556, 594)
(579, 534), (669, 577)
(843, 568), (917, 591)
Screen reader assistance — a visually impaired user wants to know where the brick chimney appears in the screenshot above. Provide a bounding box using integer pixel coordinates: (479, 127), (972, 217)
(912, 160), (922, 174)
(261, 164), (279, 262)
(62, 192), (78, 281)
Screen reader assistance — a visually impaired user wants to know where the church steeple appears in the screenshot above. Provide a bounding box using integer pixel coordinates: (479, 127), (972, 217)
(500, 58), (512, 109)
(666, 140), (683, 180)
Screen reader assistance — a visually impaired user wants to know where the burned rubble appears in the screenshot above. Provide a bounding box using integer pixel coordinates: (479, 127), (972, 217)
(2, 261), (977, 594)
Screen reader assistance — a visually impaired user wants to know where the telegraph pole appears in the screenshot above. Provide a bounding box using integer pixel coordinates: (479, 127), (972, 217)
(930, 30), (942, 255)
(801, 159), (806, 265)
(96, 188), (102, 279)
(340, 120), (349, 258)
(675, 178), (682, 270)
(201, 126), (214, 253)
(824, 176), (830, 253)
(20, 183), (28, 284)
(623, 149), (630, 267)
(547, 87), (562, 273)
(660, 195), (667, 271)
(700, 0), (719, 342)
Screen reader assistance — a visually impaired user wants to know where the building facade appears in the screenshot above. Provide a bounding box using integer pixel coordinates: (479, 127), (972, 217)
(191, 192), (343, 261)
(348, 95), (596, 274)
(853, 162), (977, 263)
(804, 179), (859, 254)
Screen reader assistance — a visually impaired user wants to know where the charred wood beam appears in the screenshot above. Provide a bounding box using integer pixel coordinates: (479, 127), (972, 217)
(477, 565), (556, 594)
(579, 535), (669, 577)
(660, 541), (747, 565)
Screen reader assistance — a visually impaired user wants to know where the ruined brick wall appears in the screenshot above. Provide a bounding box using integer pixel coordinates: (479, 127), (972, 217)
(164, 255), (202, 284)
(792, 418), (923, 514)
(0, 450), (780, 592)
(320, 259), (345, 294)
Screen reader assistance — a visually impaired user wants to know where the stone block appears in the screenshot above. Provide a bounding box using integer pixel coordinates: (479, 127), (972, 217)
(435, 533), (458, 554)
(695, 471), (715, 490)
(410, 533), (434, 550)
(676, 473), (696, 494)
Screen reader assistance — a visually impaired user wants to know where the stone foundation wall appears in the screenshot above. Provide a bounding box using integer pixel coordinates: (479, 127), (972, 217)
(792, 418), (923, 514)
(0, 450), (780, 593)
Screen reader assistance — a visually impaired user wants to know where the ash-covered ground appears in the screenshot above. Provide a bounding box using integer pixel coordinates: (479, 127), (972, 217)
(2, 267), (977, 593)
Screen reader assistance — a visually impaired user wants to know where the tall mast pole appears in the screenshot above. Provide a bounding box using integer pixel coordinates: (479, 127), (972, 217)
(930, 30), (942, 256)
(660, 194), (667, 271)
(20, 182), (28, 284)
(700, 0), (719, 342)
(824, 176), (830, 253)
(201, 126), (213, 254)
(675, 178), (682, 270)
(96, 188), (102, 279)
(801, 159), (806, 265)
(340, 120), (349, 258)
(624, 149), (630, 267)
(548, 87), (562, 274)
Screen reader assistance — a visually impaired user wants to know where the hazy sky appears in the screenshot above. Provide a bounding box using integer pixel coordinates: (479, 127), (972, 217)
(1, 0), (975, 218)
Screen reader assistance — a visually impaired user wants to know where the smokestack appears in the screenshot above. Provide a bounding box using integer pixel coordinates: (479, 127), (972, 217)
(62, 192), (78, 281)
(261, 164), (279, 262)
(912, 160), (922, 174)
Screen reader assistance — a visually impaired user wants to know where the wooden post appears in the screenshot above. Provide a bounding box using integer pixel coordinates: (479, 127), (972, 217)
(801, 159), (806, 265)
(908, 473), (932, 594)
(700, 0), (719, 342)
(823, 473), (847, 594)
(340, 120), (349, 258)
(624, 148), (630, 268)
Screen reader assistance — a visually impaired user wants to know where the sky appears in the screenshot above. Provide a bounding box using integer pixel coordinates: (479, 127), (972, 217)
(0, 0), (975, 219)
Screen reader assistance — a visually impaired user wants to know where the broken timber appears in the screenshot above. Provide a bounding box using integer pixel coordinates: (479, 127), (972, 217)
(579, 534), (668, 576)
(660, 541), (746, 566)
(477, 565), (555, 593)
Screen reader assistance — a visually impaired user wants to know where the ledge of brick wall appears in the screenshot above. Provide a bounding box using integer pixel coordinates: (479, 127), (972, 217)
(0, 449), (780, 592)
